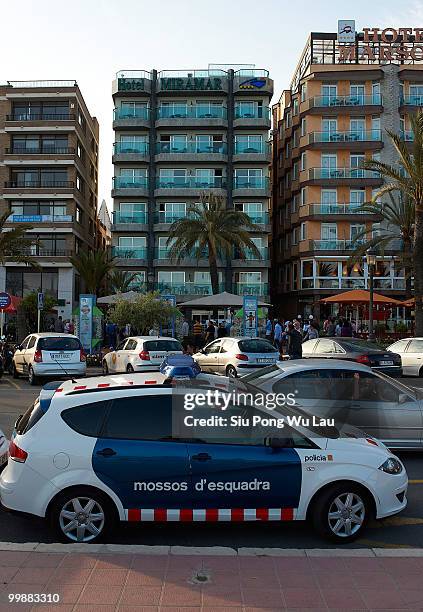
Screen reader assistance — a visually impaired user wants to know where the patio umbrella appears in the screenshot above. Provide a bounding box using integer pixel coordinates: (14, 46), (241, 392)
(97, 291), (140, 305)
(319, 289), (404, 305)
(402, 298), (415, 307)
(179, 291), (270, 308)
(0, 294), (22, 314)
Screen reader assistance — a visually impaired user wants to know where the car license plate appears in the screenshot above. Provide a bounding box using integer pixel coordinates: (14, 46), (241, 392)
(50, 353), (71, 360)
(380, 360), (394, 366)
(257, 358), (274, 364)
(0, 452), (7, 467)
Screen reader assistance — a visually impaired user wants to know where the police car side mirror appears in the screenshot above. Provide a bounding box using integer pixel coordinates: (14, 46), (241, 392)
(264, 436), (293, 449)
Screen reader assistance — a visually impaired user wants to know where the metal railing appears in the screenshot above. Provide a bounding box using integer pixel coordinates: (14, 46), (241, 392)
(309, 130), (382, 143)
(308, 203), (368, 215)
(7, 80), (77, 88)
(112, 212), (147, 224)
(156, 177), (225, 189)
(157, 105), (227, 119)
(22, 249), (73, 257)
(112, 247), (147, 259)
(233, 177), (270, 189)
(311, 239), (367, 250)
(155, 142), (227, 154)
(308, 168), (380, 180)
(5, 181), (74, 188)
(311, 94), (382, 108)
(113, 142), (149, 155)
(6, 113), (74, 121)
(6, 147), (75, 155)
(401, 95), (423, 106)
(115, 70), (152, 80)
(113, 107), (150, 120)
(113, 177), (148, 189)
(9, 214), (73, 223)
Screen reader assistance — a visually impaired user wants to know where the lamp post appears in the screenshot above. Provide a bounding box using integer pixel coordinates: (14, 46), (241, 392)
(366, 247), (377, 341)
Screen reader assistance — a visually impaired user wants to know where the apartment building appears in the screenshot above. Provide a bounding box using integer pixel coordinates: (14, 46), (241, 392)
(272, 28), (420, 317)
(111, 66), (272, 301)
(0, 80), (99, 320)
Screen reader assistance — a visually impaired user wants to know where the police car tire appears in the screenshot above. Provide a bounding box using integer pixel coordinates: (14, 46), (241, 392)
(311, 483), (370, 543)
(50, 487), (117, 543)
(126, 364), (134, 373)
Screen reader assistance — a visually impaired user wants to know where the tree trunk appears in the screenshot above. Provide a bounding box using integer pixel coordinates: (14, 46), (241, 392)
(404, 238), (413, 299)
(208, 252), (220, 320)
(414, 208), (423, 336)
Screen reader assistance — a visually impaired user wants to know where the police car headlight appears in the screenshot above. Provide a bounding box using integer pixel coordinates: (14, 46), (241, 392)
(379, 457), (403, 475)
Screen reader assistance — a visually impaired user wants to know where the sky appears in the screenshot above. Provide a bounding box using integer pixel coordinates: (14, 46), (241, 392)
(3, 0), (423, 210)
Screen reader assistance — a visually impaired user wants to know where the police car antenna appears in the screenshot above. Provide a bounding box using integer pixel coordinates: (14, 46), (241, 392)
(52, 357), (77, 384)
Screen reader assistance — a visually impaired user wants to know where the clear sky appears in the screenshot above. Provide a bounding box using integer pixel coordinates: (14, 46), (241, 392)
(2, 0), (423, 209)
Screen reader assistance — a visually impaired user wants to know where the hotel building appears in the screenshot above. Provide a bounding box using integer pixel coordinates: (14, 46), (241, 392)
(111, 66), (272, 304)
(0, 80), (99, 320)
(272, 29), (420, 317)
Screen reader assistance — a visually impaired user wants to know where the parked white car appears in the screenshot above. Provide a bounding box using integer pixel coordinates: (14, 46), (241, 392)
(0, 428), (8, 472)
(13, 333), (86, 385)
(102, 336), (183, 374)
(387, 338), (423, 377)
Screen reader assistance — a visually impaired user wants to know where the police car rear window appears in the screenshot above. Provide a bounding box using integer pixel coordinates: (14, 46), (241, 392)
(101, 396), (172, 440)
(16, 400), (44, 435)
(238, 339), (277, 353)
(143, 340), (182, 352)
(38, 337), (81, 351)
(61, 401), (109, 437)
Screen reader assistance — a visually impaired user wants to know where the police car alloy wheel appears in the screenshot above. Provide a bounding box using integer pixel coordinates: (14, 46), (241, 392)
(126, 364), (134, 373)
(312, 484), (370, 542)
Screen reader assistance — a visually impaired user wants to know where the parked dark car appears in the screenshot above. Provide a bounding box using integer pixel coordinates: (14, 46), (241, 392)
(301, 337), (402, 376)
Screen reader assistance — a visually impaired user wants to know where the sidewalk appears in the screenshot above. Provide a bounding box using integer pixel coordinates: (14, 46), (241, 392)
(1, 547), (423, 610)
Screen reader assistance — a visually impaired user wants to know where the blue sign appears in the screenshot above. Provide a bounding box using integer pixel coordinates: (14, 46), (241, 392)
(37, 292), (44, 310)
(79, 294), (95, 353)
(243, 295), (258, 337)
(239, 78), (266, 89)
(0, 292), (11, 310)
(161, 294), (177, 337)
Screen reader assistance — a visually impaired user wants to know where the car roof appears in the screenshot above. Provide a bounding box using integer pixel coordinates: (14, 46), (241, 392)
(126, 336), (181, 342)
(29, 333), (78, 338)
(274, 359), (373, 373)
(55, 372), (170, 395)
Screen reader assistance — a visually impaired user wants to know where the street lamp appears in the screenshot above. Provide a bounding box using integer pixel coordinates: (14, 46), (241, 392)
(366, 246), (377, 341)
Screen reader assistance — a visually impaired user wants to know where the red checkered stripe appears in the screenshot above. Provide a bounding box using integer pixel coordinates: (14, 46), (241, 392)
(126, 508), (295, 522)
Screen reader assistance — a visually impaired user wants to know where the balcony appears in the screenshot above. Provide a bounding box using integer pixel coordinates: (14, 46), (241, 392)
(23, 249), (73, 257)
(233, 142), (271, 162)
(301, 277), (406, 291)
(6, 113), (74, 122)
(153, 212), (186, 228)
(400, 95), (423, 108)
(154, 247), (211, 267)
(311, 239), (366, 251)
(156, 282), (225, 296)
(245, 212), (270, 226)
(155, 105), (227, 128)
(155, 141), (227, 162)
(232, 247), (270, 267)
(5, 147), (75, 155)
(112, 211), (148, 231)
(306, 203), (376, 217)
(308, 95), (383, 115)
(306, 168), (381, 186)
(5, 181), (74, 189)
(234, 106), (271, 128)
(8, 214), (73, 223)
(154, 177), (226, 197)
(113, 107), (150, 129)
(112, 176), (148, 197)
(233, 283), (269, 296)
(232, 176), (270, 197)
(112, 142), (149, 163)
(307, 130), (382, 150)
(112, 247), (147, 263)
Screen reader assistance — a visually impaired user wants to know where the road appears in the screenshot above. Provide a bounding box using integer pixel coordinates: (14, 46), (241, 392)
(0, 372), (422, 548)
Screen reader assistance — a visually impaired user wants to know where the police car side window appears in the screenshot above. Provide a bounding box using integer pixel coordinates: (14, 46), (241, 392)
(101, 395), (173, 441)
(61, 401), (109, 437)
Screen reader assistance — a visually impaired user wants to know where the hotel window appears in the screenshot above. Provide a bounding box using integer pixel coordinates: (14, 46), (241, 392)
(10, 200), (67, 218)
(300, 83), (307, 102)
(350, 154), (365, 175)
(350, 224), (365, 241)
(292, 227), (300, 245)
(292, 194), (299, 212)
(158, 134), (187, 152)
(292, 130), (299, 148)
(293, 98), (299, 116)
(321, 189), (337, 205)
(371, 116), (381, 134)
(76, 206), (81, 223)
(321, 84), (337, 104)
(119, 202), (147, 221)
(400, 116), (405, 134)
(159, 102), (188, 118)
(285, 142), (290, 157)
(11, 168), (67, 187)
(300, 222), (307, 241)
(321, 154), (337, 176)
(196, 168), (221, 186)
(119, 168), (147, 186)
(321, 223), (337, 241)
(196, 134), (223, 153)
(119, 134), (148, 153)
(322, 117), (337, 133)
(237, 271), (262, 285)
(409, 84), (423, 103)
(118, 236), (146, 250)
(301, 118), (306, 137)
(350, 190), (365, 205)
(235, 135), (263, 153)
(236, 101), (262, 118)
(300, 187), (307, 206)
(159, 168), (187, 186)
(301, 260), (314, 278)
(159, 202), (186, 222)
(120, 101), (148, 118)
(234, 168), (263, 187)
(127, 272), (146, 290)
(235, 202), (264, 223)
(195, 101), (223, 118)
(158, 271), (185, 287)
(286, 111), (291, 128)
(293, 161), (299, 180)
(300, 152), (306, 171)
(372, 82), (381, 101)
(349, 83), (365, 103)
(350, 117), (366, 135)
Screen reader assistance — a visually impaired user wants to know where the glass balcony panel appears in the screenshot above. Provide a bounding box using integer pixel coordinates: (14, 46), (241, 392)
(156, 177), (224, 189)
(245, 212), (270, 224)
(401, 94), (423, 105)
(234, 142), (270, 154)
(155, 248), (208, 259)
(155, 142), (227, 154)
(312, 94), (382, 107)
(113, 212), (147, 224)
(10, 214), (72, 223)
(154, 211), (187, 223)
(340, 278), (366, 289)
(114, 142), (149, 155)
(316, 278), (340, 289)
(233, 283), (269, 295)
(157, 105), (227, 119)
(113, 107), (149, 120)
(311, 130), (381, 143)
(233, 176), (269, 189)
(309, 203), (366, 215)
(113, 176), (148, 189)
(112, 247), (147, 259)
(234, 105), (271, 119)
(310, 168), (379, 180)
(234, 247), (268, 260)
(312, 239), (366, 250)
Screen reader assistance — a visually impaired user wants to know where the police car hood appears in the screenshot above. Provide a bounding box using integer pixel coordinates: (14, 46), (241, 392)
(321, 426), (391, 457)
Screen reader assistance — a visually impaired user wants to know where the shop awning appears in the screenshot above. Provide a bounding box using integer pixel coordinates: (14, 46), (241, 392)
(319, 289), (404, 306)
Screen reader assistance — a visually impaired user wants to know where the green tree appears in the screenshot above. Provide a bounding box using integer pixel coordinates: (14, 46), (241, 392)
(107, 292), (181, 335)
(69, 250), (116, 296)
(362, 111), (423, 333)
(0, 211), (38, 266)
(167, 192), (261, 294)
(349, 193), (415, 297)
(19, 292), (57, 332)
(108, 270), (139, 294)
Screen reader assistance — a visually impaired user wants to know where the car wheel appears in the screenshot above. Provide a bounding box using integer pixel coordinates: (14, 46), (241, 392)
(126, 364), (134, 373)
(226, 365), (237, 378)
(12, 364), (19, 379)
(102, 360), (109, 376)
(311, 484), (370, 543)
(419, 366), (423, 378)
(50, 488), (117, 543)
(28, 366), (38, 386)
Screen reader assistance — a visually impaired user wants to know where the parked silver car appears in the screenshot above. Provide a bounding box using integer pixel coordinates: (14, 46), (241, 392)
(387, 338), (423, 377)
(193, 337), (280, 377)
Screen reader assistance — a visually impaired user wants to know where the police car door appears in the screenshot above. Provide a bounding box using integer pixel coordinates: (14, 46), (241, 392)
(92, 391), (191, 512)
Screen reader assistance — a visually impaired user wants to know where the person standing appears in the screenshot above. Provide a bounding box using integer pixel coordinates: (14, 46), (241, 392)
(193, 319), (203, 349)
(287, 322), (303, 359)
(326, 317), (336, 337)
(265, 317), (273, 341)
(205, 320), (216, 344)
(54, 316), (64, 333)
(181, 317), (190, 348)
(273, 319), (282, 351)
(303, 321), (319, 341)
(217, 322), (227, 338)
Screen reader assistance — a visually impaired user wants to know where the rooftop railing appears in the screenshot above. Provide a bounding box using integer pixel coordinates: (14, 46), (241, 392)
(6, 80), (77, 88)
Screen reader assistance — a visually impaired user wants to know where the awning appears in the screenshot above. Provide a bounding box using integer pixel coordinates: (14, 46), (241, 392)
(0, 295), (22, 314)
(319, 289), (404, 306)
(179, 291), (271, 308)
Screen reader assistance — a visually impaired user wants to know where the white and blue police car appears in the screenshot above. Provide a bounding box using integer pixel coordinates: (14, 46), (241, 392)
(0, 357), (407, 544)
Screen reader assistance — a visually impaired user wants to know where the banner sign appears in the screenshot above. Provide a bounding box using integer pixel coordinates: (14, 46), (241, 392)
(243, 295), (258, 337)
(79, 294), (95, 353)
(37, 292), (44, 311)
(161, 294), (177, 337)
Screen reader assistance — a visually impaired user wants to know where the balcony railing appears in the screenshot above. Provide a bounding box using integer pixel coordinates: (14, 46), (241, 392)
(5, 181), (74, 189)
(308, 168), (380, 180)
(6, 113), (74, 121)
(401, 95), (423, 106)
(155, 142), (227, 154)
(113, 176), (148, 189)
(22, 249), (73, 257)
(309, 130), (382, 144)
(157, 105), (227, 119)
(233, 283), (269, 296)
(303, 277), (405, 290)
(113, 142), (149, 155)
(234, 106), (271, 120)
(112, 212), (147, 224)
(113, 107), (150, 120)
(112, 247), (147, 259)
(155, 248), (208, 260)
(400, 130), (414, 141)
(6, 147), (75, 155)
(311, 239), (366, 251)
(234, 247), (268, 260)
(308, 203), (368, 215)
(233, 177), (269, 189)
(312, 94), (382, 108)
(154, 211), (187, 224)
(156, 282), (225, 295)
(9, 214), (73, 223)
(245, 212), (270, 224)
(234, 142), (270, 154)
(156, 177), (225, 189)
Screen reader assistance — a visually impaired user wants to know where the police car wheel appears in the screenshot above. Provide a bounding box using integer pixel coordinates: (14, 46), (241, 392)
(312, 484), (369, 543)
(102, 360), (109, 375)
(226, 365), (237, 378)
(28, 367), (38, 386)
(51, 488), (116, 543)
(126, 364), (134, 373)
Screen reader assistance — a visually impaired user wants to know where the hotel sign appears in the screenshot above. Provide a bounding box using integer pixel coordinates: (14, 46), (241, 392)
(118, 78), (145, 91)
(160, 77), (223, 91)
(338, 24), (423, 62)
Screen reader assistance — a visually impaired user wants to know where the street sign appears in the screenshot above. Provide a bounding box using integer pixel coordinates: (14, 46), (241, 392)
(37, 292), (44, 311)
(0, 292), (11, 310)
(79, 294), (95, 353)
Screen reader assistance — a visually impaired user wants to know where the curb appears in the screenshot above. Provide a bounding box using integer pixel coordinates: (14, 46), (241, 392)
(0, 542), (422, 557)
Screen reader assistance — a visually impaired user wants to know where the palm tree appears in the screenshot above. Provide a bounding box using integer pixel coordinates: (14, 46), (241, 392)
(69, 250), (115, 296)
(362, 110), (423, 334)
(108, 270), (138, 293)
(0, 211), (38, 267)
(167, 193), (262, 294)
(348, 193), (415, 297)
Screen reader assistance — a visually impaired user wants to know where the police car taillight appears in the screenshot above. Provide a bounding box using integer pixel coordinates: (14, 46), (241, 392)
(235, 353), (248, 361)
(34, 350), (43, 363)
(139, 350), (150, 361)
(9, 440), (28, 463)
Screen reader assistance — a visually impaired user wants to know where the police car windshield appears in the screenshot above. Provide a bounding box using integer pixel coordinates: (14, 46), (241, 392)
(38, 337), (81, 351)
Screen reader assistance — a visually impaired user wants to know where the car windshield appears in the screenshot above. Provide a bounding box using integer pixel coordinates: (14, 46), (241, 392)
(341, 340), (385, 352)
(144, 340), (182, 352)
(238, 339), (277, 353)
(38, 337), (81, 351)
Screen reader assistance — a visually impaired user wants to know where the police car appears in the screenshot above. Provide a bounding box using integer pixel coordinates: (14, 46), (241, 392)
(0, 357), (407, 544)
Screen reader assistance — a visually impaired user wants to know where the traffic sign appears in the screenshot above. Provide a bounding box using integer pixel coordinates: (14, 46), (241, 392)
(0, 292), (11, 310)
(37, 292), (44, 310)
